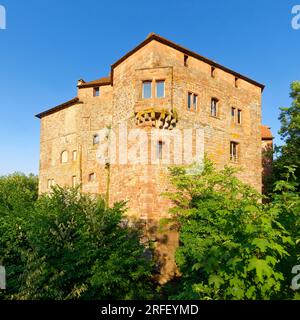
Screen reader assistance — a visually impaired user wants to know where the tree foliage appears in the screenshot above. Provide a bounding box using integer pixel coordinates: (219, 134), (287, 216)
(0, 178), (155, 300)
(165, 160), (299, 300)
(274, 81), (300, 184)
(0, 173), (38, 298)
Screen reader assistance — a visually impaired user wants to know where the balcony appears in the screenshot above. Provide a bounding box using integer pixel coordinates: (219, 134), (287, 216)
(134, 108), (178, 130)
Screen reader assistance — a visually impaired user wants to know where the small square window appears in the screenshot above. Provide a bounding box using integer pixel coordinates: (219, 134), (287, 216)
(93, 87), (100, 97)
(142, 81), (152, 99)
(88, 173), (96, 182)
(156, 80), (165, 98)
(211, 98), (218, 117)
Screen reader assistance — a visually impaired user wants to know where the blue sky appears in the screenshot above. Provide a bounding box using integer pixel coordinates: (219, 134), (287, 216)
(0, 0), (299, 175)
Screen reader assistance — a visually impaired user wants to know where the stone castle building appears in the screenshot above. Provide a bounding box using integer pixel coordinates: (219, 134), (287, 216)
(36, 33), (272, 280)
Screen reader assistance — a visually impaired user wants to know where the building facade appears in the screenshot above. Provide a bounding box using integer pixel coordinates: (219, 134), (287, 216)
(36, 34), (270, 281)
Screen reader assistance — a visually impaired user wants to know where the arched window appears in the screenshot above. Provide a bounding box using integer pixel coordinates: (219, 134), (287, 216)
(61, 150), (68, 163)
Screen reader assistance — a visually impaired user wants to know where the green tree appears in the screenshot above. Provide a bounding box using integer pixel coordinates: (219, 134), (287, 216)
(274, 81), (300, 184)
(0, 173), (38, 299)
(165, 160), (293, 300)
(14, 187), (155, 300)
(271, 166), (300, 298)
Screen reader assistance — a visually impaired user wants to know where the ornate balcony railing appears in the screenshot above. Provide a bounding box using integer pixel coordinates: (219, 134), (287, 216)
(134, 108), (178, 130)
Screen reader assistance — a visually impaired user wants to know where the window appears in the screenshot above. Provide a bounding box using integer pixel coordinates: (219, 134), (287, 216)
(156, 141), (163, 160)
(211, 66), (216, 78)
(230, 141), (239, 162)
(88, 173), (96, 182)
(61, 150), (68, 163)
(235, 77), (239, 88)
(187, 92), (192, 110)
(187, 92), (198, 112)
(184, 55), (189, 67)
(93, 87), (100, 97)
(72, 176), (77, 187)
(237, 109), (242, 124)
(193, 94), (198, 111)
(142, 81), (152, 99)
(231, 107), (236, 120)
(48, 179), (55, 189)
(93, 134), (99, 145)
(211, 98), (218, 117)
(156, 80), (165, 98)
(72, 150), (77, 161)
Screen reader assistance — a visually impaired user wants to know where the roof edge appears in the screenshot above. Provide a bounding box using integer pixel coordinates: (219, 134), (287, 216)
(77, 81), (111, 88)
(111, 33), (265, 91)
(261, 125), (274, 140)
(35, 97), (82, 119)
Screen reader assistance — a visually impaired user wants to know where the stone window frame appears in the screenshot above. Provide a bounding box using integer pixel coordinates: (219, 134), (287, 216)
(184, 54), (189, 67)
(155, 79), (165, 98)
(61, 150), (68, 163)
(72, 150), (77, 161)
(230, 141), (240, 163)
(47, 179), (55, 189)
(231, 107), (236, 122)
(237, 109), (242, 125)
(93, 134), (99, 145)
(88, 173), (96, 182)
(142, 80), (152, 99)
(72, 175), (77, 187)
(210, 97), (219, 118)
(93, 87), (100, 97)
(231, 107), (242, 125)
(187, 91), (198, 112)
(141, 79), (166, 99)
(211, 66), (216, 78)
(156, 140), (164, 161)
(234, 77), (239, 88)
